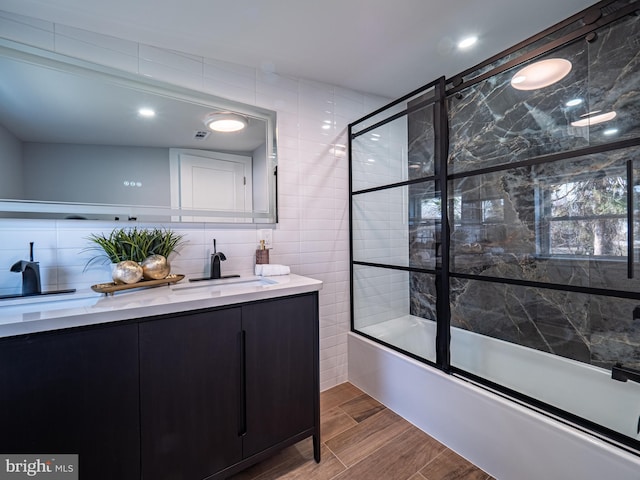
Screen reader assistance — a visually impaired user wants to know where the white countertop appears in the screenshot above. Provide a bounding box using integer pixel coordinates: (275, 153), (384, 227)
(0, 274), (322, 339)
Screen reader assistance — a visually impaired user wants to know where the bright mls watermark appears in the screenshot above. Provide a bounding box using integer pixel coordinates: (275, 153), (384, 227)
(0, 455), (77, 479)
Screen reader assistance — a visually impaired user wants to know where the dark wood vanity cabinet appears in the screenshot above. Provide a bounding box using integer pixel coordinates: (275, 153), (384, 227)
(0, 323), (140, 480)
(242, 295), (319, 460)
(0, 292), (319, 480)
(139, 307), (244, 479)
(140, 292), (320, 480)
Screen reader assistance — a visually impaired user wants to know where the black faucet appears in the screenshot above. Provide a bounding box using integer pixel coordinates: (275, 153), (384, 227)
(188, 239), (240, 282)
(10, 242), (41, 296)
(210, 239), (226, 279)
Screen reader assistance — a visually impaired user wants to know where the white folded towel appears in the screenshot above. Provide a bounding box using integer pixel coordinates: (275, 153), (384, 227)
(255, 264), (290, 276)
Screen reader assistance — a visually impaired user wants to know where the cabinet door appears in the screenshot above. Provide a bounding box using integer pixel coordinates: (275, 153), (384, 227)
(140, 308), (243, 480)
(0, 323), (140, 480)
(242, 294), (318, 457)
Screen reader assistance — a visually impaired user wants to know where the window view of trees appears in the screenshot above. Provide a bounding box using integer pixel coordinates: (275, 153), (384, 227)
(540, 174), (627, 256)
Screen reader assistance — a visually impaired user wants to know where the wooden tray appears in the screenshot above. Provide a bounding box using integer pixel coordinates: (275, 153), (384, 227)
(91, 274), (185, 295)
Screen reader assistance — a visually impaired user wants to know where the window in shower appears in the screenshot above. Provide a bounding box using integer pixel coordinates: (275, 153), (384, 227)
(350, 0), (640, 454)
(537, 171), (627, 257)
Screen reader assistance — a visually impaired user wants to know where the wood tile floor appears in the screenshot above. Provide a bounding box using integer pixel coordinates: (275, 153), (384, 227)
(229, 382), (494, 480)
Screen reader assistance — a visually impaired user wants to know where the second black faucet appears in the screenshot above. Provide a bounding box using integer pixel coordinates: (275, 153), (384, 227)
(189, 239), (240, 282)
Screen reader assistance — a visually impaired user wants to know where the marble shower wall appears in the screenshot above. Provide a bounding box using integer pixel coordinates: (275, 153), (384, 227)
(410, 11), (640, 369)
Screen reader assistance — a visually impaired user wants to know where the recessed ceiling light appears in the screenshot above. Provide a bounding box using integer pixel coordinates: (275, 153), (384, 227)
(510, 58), (572, 90)
(138, 108), (155, 118)
(458, 36), (478, 49)
(204, 112), (247, 132)
(570, 111), (617, 127)
(565, 98), (583, 107)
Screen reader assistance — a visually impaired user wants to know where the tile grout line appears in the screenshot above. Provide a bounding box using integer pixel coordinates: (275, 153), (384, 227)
(419, 445), (449, 473)
(327, 414), (414, 473)
(323, 441), (349, 479)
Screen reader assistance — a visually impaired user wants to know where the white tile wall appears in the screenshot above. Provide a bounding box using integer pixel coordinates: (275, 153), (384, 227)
(351, 115), (410, 331)
(0, 9), (389, 391)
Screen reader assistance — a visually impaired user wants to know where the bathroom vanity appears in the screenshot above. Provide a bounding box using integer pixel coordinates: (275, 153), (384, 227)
(0, 274), (321, 480)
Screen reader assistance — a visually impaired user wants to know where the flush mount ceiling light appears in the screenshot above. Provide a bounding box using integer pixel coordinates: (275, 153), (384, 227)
(204, 113), (247, 132)
(570, 110), (617, 127)
(510, 58), (572, 90)
(138, 108), (156, 118)
(458, 36), (478, 49)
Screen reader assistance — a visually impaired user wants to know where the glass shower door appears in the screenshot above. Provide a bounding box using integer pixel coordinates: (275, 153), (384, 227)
(351, 91), (440, 364)
(447, 12), (640, 444)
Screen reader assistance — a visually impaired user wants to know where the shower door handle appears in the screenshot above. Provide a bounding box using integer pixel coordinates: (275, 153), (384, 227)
(611, 362), (640, 384)
(627, 160), (634, 279)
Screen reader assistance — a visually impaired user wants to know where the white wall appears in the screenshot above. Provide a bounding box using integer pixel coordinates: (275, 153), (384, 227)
(0, 10), (388, 391)
(0, 122), (23, 199)
(22, 143), (171, 206)
(251, 143), (268, 214)
(351, 112), (410, 329)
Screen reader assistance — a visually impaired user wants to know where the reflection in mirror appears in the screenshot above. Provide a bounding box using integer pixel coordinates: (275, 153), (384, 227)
(0, 39), (277, 223)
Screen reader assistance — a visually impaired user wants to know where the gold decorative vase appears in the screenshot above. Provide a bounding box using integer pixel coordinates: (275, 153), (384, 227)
(141, 254), (170, 280)
(112, 260), (144, 284)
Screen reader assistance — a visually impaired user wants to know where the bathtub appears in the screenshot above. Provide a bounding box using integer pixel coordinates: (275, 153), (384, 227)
(350, 316), (640, 480)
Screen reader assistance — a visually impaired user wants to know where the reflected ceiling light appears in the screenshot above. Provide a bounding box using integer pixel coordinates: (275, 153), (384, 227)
(204, 113), (247, 132)
(565, 98), (583, 107)
(510, 58), (572, 90)
(603, 128), (619, 136)
(332, 144), (347, 157)
(458, 36), (478, 49)
(138, 108), (155, 117)
(570, 111), (617, 127)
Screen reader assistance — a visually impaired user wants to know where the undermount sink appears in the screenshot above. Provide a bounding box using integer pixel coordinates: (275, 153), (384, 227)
(0, 293), (101, 323)
(0, 289), (76, 301)
(171, 277), (277, 292)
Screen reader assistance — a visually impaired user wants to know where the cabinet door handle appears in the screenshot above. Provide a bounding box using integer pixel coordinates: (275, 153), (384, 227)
(238, 329), (247, 436)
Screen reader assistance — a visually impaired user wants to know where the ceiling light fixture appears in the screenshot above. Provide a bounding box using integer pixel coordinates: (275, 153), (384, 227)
(138, 108), (156, 118)
(204, 113), (247, 132)
(570, 111), (617, 127)
(510, 58), (572, 90)
(458, 36), (478, 49)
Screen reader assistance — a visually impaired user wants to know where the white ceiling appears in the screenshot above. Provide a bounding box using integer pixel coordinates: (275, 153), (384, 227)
(0, 0), (596, 98)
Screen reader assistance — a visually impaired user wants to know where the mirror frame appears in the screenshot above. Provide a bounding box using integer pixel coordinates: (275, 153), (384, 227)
(0, 38), (278, 223)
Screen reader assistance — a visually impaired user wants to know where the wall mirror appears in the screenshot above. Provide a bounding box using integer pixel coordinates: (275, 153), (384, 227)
(0, 39), (278, 223)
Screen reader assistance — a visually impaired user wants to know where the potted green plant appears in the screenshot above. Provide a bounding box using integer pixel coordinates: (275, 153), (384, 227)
(84, 227), (185, 269)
